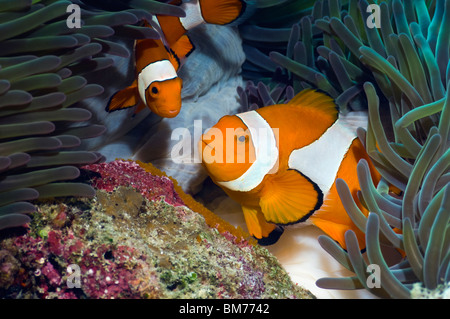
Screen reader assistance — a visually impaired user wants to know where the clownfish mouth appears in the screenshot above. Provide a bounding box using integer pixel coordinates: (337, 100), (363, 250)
(158, 109), (179, 118)
(166, 109), (179, 115)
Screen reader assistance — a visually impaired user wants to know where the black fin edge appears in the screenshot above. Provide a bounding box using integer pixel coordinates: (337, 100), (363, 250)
(257, 225), (284, 246)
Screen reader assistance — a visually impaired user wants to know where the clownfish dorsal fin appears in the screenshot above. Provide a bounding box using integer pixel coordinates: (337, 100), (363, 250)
(259, 169), (323, 225)
(105, 81), (139, 112)
(172, 35), (195, 59)
(168, 35), (195, 71)
(287, 89), (339, 123)
(167, 49), (180, 72)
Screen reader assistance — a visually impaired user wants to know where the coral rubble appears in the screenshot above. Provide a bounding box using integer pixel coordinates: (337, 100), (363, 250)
(0, 160), (312, 299)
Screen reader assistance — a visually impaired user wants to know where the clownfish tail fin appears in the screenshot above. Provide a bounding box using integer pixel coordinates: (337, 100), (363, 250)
(199, 0), (256, 26)
(105, 82), (139, 113)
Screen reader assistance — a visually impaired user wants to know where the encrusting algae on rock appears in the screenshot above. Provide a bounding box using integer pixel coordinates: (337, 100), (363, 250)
(135, 160), (255, 244)
(0, 160), (313, 299)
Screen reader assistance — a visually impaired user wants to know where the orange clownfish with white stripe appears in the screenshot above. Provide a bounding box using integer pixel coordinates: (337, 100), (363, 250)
(106, 0), (251, 118)
(199, 89), (381, 249)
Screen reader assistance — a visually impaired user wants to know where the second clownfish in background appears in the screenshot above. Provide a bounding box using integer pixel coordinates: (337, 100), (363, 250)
(106, 0), (252, 118)
(199, 89), (381, 250)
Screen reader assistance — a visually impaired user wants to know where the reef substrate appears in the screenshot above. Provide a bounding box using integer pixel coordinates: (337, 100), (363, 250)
(0, 160), (313, 299)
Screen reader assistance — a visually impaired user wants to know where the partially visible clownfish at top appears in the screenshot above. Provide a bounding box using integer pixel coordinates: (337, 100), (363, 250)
(105, 0), (254, 118)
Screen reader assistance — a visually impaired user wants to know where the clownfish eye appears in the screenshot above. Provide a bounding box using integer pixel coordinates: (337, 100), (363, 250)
(237, 135), (246, 143)
(152, 86), (159, 94)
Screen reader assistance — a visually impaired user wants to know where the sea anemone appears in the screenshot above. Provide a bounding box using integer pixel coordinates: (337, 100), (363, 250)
(0, 0), (183, 231)
(239, 0), (449, 298)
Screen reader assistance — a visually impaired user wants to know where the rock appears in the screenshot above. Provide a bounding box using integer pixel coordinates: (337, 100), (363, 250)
(0, 160), (313, 299)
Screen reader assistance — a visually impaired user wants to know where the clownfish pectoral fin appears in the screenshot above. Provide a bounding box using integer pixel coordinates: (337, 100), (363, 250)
(106, 83), (139, 113)
(133, 101), (147, 114)
(168, 35), (195, 71)
(288, 89), (339, 123)
(199, 0), (251, 25)
(241, 205), (277, 240)
(259, 169), (323, 226)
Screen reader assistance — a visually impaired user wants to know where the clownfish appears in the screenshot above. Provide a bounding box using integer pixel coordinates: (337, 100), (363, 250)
(106, 0), (250, 118)
(199, 89), (381, 249)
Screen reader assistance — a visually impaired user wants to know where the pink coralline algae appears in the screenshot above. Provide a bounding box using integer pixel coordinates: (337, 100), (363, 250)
(83, 160), (184, 207)
(5, 228), (159, 299)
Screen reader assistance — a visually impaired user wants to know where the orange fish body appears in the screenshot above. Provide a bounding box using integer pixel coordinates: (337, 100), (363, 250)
(200, 89), (380, 249)
(106, 0), (249, 118)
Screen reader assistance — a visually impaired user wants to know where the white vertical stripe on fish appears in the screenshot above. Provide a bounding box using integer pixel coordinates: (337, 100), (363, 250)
(137, 60), (178, 104)
(288, 118), (358, 196)
(180, 0), (205, 30)
(217, 110), (279, 192)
